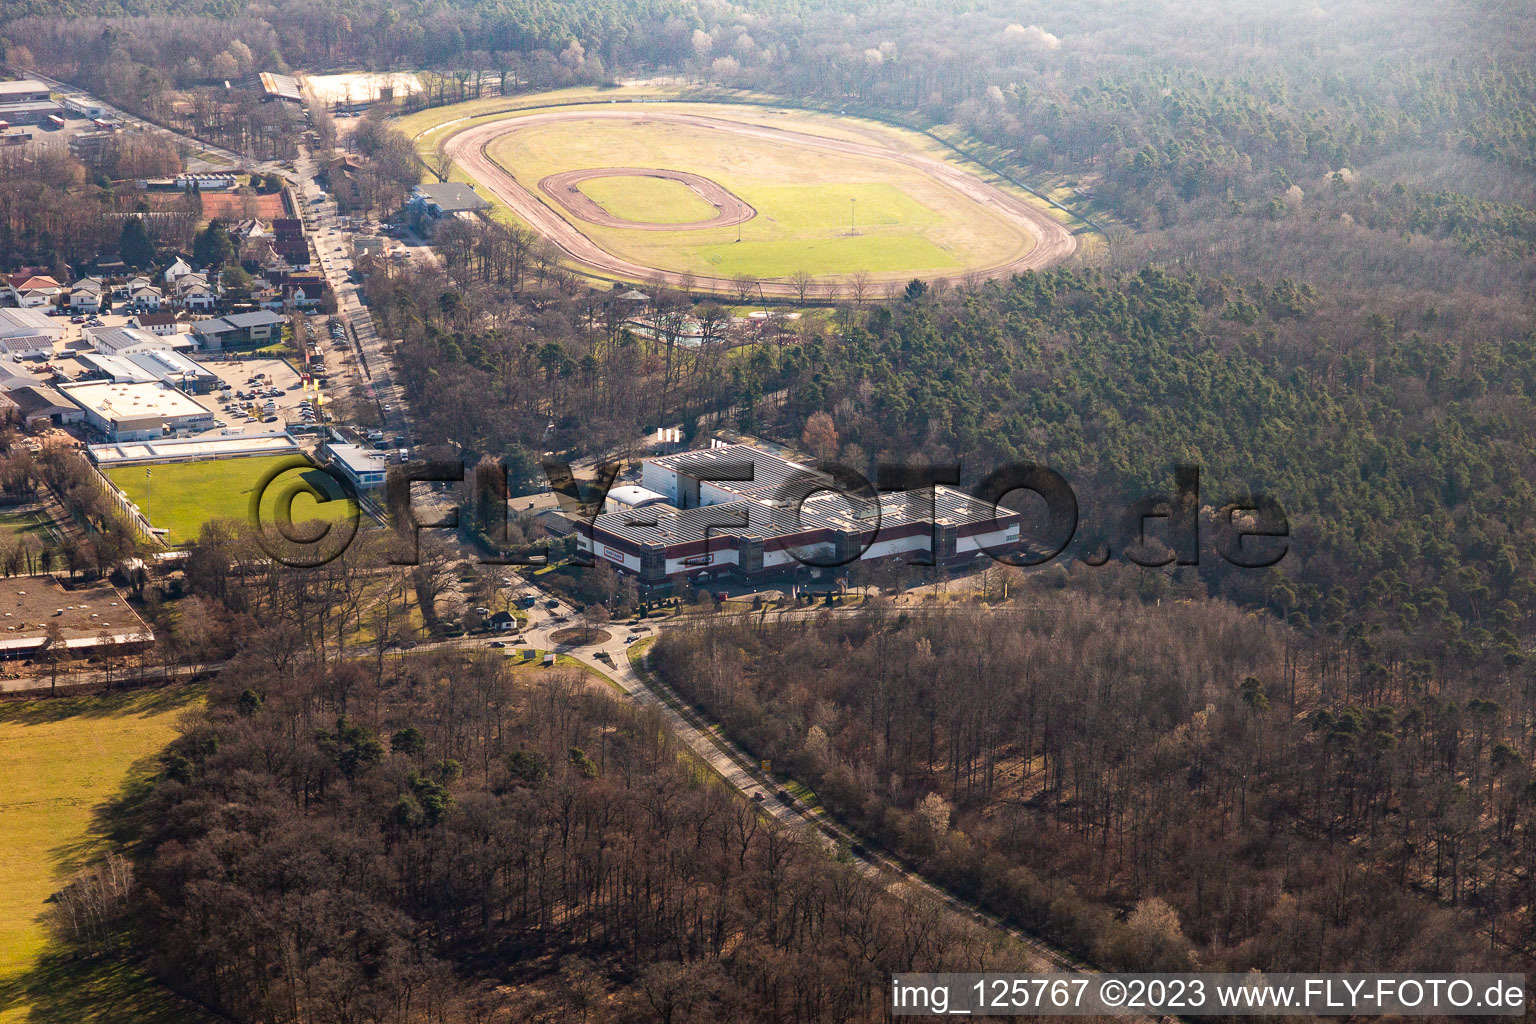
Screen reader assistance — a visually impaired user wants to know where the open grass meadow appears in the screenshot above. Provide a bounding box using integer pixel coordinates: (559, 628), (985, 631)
(106, 455), (359, 546)
(577, 174), (720, 224)
(0, 687), (213, 1024)
(483, 111), (1034, 280)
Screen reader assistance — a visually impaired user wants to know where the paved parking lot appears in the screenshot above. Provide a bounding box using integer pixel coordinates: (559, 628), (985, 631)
(187, 356), (320, 433)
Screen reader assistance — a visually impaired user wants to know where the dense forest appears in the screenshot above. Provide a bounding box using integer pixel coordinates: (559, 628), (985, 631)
(371, 252), (1536, 656)
(94, 643), (1021, 1022)
(651, 595), (1535, 969)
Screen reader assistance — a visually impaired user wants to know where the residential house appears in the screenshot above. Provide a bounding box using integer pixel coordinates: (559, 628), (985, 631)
(162, 256), (194, 286)
(124, 281), (163, 312)
(285, 272), (327, 310)
(172, 273), (219, 311)
(253, 280), (284, 310)
(133, 312), (181, 336)
(272, 219), (309, 267)
(67, 276), (105, 312)
(324, 154), (365, 208)
(3, 272), (63, 308)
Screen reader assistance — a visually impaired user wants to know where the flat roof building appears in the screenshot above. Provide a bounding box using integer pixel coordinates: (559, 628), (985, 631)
(325, 442), (389, 490)
(579, 444), (1024, 586)
(77, 352), (160, 385)
(88, 431), (300, 466)
(0, 100), (65, 125)
(0, 80), (51, 103)
(61, 380), (215, 441)
(0, 577), (153, 659)
(125, 348), (219, 392)
(191, 310), (286, 350)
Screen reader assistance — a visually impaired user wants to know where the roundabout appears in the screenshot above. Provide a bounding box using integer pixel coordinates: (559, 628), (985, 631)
(440, 104), (1078, 295)
(549, 626), (613, 647)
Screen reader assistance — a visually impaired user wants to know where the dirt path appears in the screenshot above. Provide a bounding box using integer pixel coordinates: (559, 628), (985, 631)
(538, 167), (757, 230)
(443, 108), (1077, 296)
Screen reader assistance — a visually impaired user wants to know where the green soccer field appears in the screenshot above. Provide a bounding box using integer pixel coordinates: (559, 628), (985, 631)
(105, 455), (358, 545)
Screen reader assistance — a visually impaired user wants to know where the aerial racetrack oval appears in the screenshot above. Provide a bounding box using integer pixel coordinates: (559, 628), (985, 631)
(437, 104), (1077, 298)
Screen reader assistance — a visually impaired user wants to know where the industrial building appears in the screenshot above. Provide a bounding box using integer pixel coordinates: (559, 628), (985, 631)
(9, 385), (83, 430)
(77, 349), (218, 393)
(0, 80), (50, 103)
(60, 380), (215, 441)
(0, 81), (61, 126)
(0, 307), (62, 347)
(0, 99), (64, 125)
(87, 325), (164, 355)
(575, 445), (1024, 586)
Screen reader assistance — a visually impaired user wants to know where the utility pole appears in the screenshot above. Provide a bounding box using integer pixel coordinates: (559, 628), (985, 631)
(850, 197), (856, 236)
(145, 466), (151, 528)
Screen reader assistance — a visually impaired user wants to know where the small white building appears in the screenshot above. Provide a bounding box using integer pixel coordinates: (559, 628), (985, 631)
(325, 442), (389, 490)
(163, 257), (194, 286)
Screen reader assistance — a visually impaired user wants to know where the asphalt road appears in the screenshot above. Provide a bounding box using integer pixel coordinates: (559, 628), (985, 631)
(444, 108), (1078, 296)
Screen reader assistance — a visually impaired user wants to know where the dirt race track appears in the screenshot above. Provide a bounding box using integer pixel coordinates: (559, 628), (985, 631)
(539, 167), (757, 231)
(443, 108), (1078, 296)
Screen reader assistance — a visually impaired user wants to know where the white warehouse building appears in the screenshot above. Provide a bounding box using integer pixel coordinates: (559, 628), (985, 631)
(60, 381), (216, 441)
